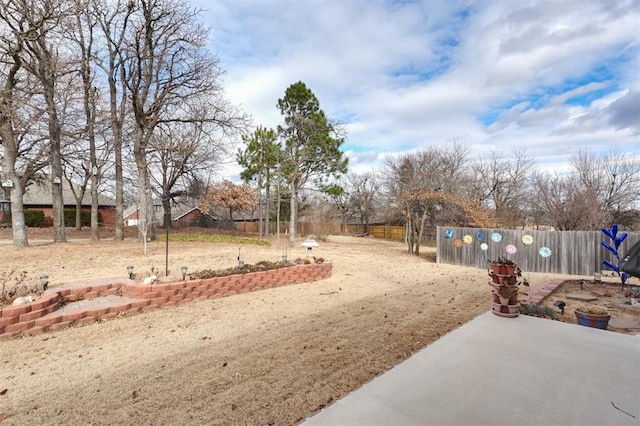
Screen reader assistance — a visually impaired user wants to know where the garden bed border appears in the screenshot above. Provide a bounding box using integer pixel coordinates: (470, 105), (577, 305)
(0, 262), (332, 339)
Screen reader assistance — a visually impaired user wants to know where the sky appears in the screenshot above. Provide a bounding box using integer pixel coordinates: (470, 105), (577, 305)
(191, 0), (640, 179)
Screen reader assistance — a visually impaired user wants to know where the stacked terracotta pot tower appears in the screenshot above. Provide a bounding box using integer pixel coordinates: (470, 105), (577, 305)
(489, 261), (520, 317)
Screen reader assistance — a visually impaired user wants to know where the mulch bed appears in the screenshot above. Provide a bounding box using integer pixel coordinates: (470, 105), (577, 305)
(534, 279), (640, 333)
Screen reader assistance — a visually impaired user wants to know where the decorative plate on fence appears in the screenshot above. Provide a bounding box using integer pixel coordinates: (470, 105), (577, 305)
(454, 239), (463, 248)
(463, 235), (473, 244)
(475, 231), (486, 241)
(445, 229), (454, 238)
(491, 232), (502, 242)
(522, 235), (534, 245)
(506, 244), (517, 255)
(480, 243), (489, 251)
(539, 247), (552, 257)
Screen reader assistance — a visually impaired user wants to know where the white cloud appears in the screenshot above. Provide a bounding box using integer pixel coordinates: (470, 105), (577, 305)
(606, 86), (640, 133)
(193, 0), (639, 177)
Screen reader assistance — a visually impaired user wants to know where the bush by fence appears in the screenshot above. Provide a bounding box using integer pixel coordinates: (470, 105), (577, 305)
(436, 226), (640, 276)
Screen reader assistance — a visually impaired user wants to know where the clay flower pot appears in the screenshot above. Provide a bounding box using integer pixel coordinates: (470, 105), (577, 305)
(489, 260), (519, 277)
(489, 283), (519, 317)
(574, 307), (611, 330)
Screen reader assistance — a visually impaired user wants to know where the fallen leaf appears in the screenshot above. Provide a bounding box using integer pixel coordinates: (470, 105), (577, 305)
(231, 404), (237, 411)
(0, 388), (7, 395)
(132, 390), (138, 399)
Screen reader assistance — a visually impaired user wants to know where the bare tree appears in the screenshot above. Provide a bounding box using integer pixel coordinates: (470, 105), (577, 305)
(571, 148), (640, 228)
(347, 171), (379, 234)
(147, 117), (229, 228)
(69, 0), (103, 239)
(124, 0), (246, 243)
(92, 0), (135, 240)
(55, 60), (96, 232)
(0, 11), (29, 246)
(533, 171), (605, 230)
(382, 142), (494, 255)
(384, 153), (437, 254)
(470, 149), (534, 228)
(1, 0), (78, 242)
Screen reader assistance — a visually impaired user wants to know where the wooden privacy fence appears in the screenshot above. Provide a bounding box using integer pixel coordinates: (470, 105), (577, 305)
(233, 222), (406, 241)
(369, 225), (405, 240)
(234, 222), (365, 236)
(436, 226), (640, 276)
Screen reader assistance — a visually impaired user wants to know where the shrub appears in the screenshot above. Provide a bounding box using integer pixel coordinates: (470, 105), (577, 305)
(0, 270), (42, 307)
(63, 209), (103, 227)
(575, 305), (609, 315)
(519, 303), (557, 319)
(24, 210), (45, 227)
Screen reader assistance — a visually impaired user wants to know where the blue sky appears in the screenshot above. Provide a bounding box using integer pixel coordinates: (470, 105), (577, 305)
(192, 0), (639, 178)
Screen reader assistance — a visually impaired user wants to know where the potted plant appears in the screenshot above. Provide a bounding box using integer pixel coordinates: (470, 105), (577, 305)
(574, 305), (611, 330)
(488, 258), (519, 277)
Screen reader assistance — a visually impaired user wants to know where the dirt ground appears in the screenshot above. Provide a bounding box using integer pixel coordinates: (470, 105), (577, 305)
(0, 227), (584, 425)
(538, 279), (640, 331)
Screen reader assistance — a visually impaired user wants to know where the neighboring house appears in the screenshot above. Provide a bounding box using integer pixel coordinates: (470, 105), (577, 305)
(123, 204), (166, 227)
(123, 204), (150, 227)
(173, 207), (208, 227)
(123, 201), (213, 228)
(22, 180), (116, 226)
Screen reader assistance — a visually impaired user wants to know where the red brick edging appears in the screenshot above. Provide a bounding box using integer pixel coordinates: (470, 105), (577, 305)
(519, 280), (565, 304)
(0, 262), (332, 340)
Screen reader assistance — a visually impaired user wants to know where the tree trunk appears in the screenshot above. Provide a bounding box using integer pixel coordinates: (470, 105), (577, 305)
(257, 173), (263, 238)
(229, 207), (235, 235)
(44, 86), (66, 243)
(8, 180), (28, 247)
(134, 129), (152, 245)
(405, 213), (414, 254)
(289, 182), (297, 245)
(265, 185), (271, 237)
(77, 12), (100, 242)
(88, 101), (99, 241)
(109, 75), (125, 241)
(114, 131), (124, 241)
(0, 51), (27, 247)
(415, 211), (429, 256)
(75, 199), (82, 231)
(91, 171), (99, 240)
(0, 127), (28, 248)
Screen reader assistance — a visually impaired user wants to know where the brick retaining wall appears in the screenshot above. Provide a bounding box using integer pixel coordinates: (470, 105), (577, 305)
(0, 262), (332, 340)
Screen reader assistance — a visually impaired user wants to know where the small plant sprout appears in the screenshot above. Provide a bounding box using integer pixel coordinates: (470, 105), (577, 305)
(601, 224), (629, 291)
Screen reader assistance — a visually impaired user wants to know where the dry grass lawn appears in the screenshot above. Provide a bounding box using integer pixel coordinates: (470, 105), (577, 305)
(0, 228), (574, 425)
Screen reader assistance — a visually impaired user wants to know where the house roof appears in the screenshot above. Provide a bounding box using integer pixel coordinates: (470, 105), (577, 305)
(173, 207), (202, 221)
(123, 199), (216, 221)
(22, 179), (116, 207)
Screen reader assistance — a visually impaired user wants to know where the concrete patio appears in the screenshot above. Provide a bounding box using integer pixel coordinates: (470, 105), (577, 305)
(304, 312), (640, 426)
